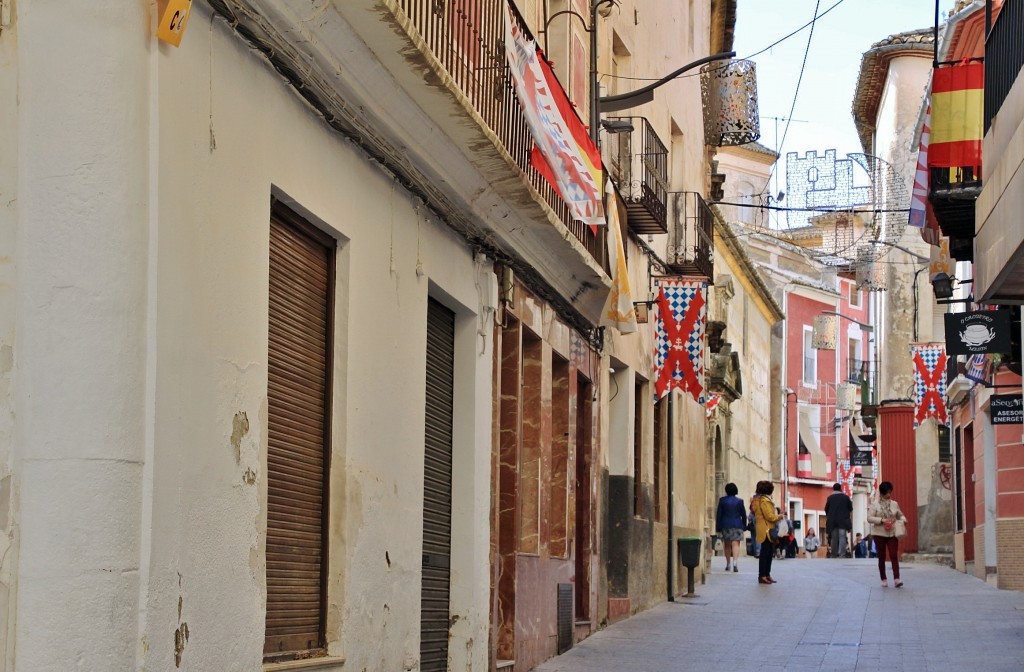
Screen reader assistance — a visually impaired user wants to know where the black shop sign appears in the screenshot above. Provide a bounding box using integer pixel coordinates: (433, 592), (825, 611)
(850, 450), (873, 467)
(991, 394), (1023, 425)
(944, 309), (1013, 355)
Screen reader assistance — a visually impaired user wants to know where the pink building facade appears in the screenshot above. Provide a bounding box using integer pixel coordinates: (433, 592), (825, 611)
(947, 365), (1024, 589)
(782, 278), (872, 549)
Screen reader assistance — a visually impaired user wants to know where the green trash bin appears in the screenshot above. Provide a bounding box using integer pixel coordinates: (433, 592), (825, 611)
(677, 537), (702, 597)
(677, 537), (702, 568)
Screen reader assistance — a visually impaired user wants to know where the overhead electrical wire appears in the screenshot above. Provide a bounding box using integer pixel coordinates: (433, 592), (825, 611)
(599, 0), (849, 84)
(762, 0), (824, 216)
(713, 201), (909, 214)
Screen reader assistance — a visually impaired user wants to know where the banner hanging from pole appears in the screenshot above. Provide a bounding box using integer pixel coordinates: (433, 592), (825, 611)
(600, 183), (638, 333)
(910, 106), (940, 245)
(911, 343), (948, 428)
(503, 3), (604, 227)
(929, 62), (984, 169)
(653, 277), (707, 403)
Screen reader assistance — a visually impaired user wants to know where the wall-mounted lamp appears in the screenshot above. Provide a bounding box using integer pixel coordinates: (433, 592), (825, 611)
(600, 118), (634, 134)
(931, 272), (955, 299)
(632, 299), (660, 324)
(536, 1), (619, 144)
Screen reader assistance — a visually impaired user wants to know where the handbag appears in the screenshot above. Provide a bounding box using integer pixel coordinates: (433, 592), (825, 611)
(769, 519), (786, 544)
(892, 518), (907, 539)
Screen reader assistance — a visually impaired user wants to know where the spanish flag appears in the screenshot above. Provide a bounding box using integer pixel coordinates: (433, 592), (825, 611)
(928, 61), (983, 169)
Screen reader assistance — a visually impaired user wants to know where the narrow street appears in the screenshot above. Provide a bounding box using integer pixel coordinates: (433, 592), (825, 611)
(536, 558), (1024, 672)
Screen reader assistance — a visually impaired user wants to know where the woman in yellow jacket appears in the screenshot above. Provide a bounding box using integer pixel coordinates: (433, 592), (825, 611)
(752, 480), (783, 584)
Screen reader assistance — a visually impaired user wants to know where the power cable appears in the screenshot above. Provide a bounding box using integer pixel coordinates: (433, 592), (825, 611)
(763, 0), (823, 214)
(598, 0), (849, 83)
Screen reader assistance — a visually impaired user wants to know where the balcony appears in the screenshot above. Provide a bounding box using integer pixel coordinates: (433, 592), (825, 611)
(928, 166), (981, 260)
(604, 117), (669, 235)
(665, 192), (714, 280)
(975, 0), (1024, 302)
(208, 0), (611, 325)
(984, 0), (1024, 134)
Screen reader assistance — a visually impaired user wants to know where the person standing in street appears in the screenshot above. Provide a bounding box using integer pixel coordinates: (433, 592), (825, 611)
(716, 482), (746, 573)
(824, 483), (853, 558)
(868, 481), (908, 588)
(752, 480), (782, 584)
(803, 528), (821, 557)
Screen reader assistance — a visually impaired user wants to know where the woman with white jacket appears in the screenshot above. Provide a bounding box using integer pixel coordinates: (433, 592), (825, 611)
(867, 481), (907, 588)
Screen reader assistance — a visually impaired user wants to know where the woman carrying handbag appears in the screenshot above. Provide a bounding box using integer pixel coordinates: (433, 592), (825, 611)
(752, 480), (782, 585)
(867, 481), (908, 588)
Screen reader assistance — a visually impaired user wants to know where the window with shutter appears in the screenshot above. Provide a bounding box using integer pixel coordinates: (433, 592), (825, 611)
(264, 203), (334, 660)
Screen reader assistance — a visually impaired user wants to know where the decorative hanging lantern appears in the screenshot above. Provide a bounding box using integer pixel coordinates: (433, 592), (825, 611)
(701, 59), (760, 147)
(856, 260), (888, 291)
(812, 314), (838, 350)
(837, 383), (858, 411)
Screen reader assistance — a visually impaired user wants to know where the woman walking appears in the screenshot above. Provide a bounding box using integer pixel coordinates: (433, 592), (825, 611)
(716, 483), (746, 572)
(867, 481), (907, 588)
(752, 480), (782, 584)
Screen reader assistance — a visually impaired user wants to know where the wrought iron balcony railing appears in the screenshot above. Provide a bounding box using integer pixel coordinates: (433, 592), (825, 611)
(665, 192), (714, 280)
(928, 165), (980, 260)
(396, 0), (605, 266)
(984, 0), (1024, 134)
(603, 117), (669, 235)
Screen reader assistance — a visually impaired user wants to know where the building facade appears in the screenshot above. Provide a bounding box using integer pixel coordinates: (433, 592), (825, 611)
(706, 214), (784, 554)
(851, 26), (951, 554)
(0, 1), (743, 670)
(936, 0), (1024, 590)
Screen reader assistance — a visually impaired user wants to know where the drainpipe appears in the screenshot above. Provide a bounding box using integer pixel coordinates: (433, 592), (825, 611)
(589, 0), (600, 145)
(667, 391), (675, 601)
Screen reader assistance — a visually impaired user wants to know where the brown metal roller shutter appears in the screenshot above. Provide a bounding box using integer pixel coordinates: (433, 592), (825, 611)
(420, 299), (455, 672)
(265, 204), (334, 658)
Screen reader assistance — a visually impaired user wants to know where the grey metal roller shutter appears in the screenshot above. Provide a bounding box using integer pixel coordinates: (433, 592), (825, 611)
(265, 205), (334, 657)
(421, 299), (455, 671)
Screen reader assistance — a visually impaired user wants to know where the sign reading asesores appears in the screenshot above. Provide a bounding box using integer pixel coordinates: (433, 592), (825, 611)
(991, 394), (1023, 425)
(944, 309), (1013, 356)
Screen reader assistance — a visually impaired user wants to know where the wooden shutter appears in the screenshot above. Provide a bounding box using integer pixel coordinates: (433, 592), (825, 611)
(420, 299), (455, 671)
(265, 205), (334, 657)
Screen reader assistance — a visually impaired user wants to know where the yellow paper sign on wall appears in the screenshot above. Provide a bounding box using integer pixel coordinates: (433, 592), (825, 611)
(157, 0), (193, 47)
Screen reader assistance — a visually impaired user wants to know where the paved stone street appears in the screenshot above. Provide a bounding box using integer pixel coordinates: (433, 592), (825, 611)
(535, 556), (1024, 671)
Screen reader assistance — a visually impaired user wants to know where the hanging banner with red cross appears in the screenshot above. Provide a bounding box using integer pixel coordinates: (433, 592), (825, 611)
(837, 459), (854, 496)
(653, 277), (707, 403)
(911, 343), (948, 428)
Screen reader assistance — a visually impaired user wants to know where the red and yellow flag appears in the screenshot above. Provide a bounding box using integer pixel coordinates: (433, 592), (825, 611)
(929, 62), (983, 168)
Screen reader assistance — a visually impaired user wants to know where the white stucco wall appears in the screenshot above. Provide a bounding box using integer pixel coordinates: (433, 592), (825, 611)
(5, 4), (495, 671)
(872, 54), (933, 403)
(598, 0), (713, 542)
(11, 3), (150, 670)
(0, 8), (18, 672)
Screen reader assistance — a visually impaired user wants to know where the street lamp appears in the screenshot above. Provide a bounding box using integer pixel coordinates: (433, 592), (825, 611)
(931, 272), (954, 299)
(867, 239), (929, 263)
(813, 309), (876, 419)
(538, 1), (619, 145)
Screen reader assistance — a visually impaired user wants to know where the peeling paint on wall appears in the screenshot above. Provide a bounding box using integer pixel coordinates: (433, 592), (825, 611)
(173, 622), (189, 668)
(174, 573), (188, 667)
(230, 411), (249, 464)
(0, 476), (9, 532)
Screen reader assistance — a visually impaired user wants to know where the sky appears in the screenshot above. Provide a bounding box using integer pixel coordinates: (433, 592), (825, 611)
(733, 0), (939, 171)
